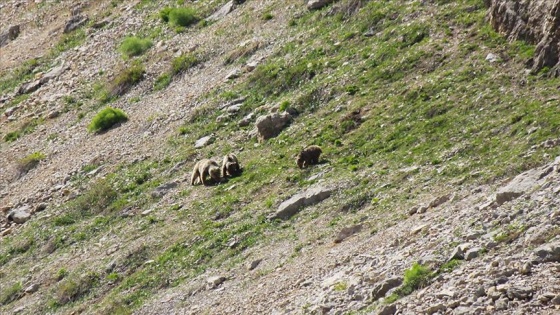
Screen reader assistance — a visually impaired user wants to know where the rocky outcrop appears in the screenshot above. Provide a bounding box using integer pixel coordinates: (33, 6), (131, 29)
(0, 25), (20, 47)
(254, 112), (292, 140)
(486, 0), (560, 75)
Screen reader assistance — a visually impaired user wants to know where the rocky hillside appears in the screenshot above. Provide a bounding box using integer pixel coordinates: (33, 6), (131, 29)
(1, 0), (560, 314)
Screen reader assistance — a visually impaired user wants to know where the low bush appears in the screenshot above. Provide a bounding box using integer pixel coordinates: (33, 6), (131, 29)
(88, 107), (128, 133)
(118, 36), (152, 59)
(171, 53), (199, 75)
(160, 7), (198, 28)
(108, 63), (145, 98)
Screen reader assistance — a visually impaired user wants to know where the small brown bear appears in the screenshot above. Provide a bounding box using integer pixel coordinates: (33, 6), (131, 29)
(296, 145), (322, 169)
(221, 153), (240, 178)
(191, 159), (222, 186)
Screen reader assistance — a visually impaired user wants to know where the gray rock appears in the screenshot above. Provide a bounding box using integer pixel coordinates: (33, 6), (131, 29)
(425, 303), (445, 315)
(63, 14), (89, 33)
(485, 53), (500, 63)
(506, 285), (533, 300)
(334, 224), (362, 243)
(7, 205), (32, 224)
(269, 186), (333, 220)
(206, 1), (236, 22)
(47, 110), (60, 119)
(518, 262), (532, 275)
(495, 165), (551, 205)
(495, 298), (509, 310)
(24, 283), (39, 293)
(194, 135), (214, 148)
(17, 62), (68, 95)
(307, 0), (335, 10)
(370, 277), (402, 301)
(255, 112), (291, 140)
(533, 241), (560, 263)
(151, 181), (178, 198)
(429, 194), (451, 208)
(453, 306), (474, 315)
(247, 259), (262, 270)
(35, 203), (47, 212)
(551, 294), (560, 305)
(448, 246), (464, 261)
(225, 68), (241, 80)
(377, 303), (396, 315)
(207, 275), (227, 288)
(239, 113), (254, 127)
(465, 247), (481, 261)
(0, 25), (20, 47)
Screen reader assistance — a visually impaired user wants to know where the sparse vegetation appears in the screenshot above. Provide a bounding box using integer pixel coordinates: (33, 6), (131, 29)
(17, 151), (46, 174)
(118, 36), (153, 59)
(4, 0), (560, 314)
(88, 107), (128, 133)
(0, 282), (22, 305)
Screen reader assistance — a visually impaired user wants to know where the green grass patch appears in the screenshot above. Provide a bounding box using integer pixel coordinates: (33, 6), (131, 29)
(171, 53), (199, 75)
(88, 106), (128, 133)
(119, 36), (153, 59)
(160, 7), (198, 28)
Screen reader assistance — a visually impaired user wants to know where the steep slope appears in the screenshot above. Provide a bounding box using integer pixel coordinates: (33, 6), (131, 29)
(1, 0), (560, 314)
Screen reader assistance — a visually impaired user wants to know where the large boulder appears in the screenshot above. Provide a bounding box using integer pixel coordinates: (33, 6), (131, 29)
(7, 205), (32, 224)
(64, 14), (89, 33)
(486, 0), (560, 75)
(255, 112), (292, 140)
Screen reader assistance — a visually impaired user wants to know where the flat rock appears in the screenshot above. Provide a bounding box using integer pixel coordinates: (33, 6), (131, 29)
(269, 186), (333, 220)
(195, 135), (214, 148)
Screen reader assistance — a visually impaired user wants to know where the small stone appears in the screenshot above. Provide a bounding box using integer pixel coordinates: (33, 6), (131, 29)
(465, 247), (480, 261)
(519, 262), (532, 275)
(195, 135), (214, 148)
(24, 283), (39, 293)
(377, 303), (396, 315)
(425, 303), (445, 315)
(495, 298), (508, 311)
(448, 245), (464, 261)
(247, 259), (262, 270)
(550, 294), (560, 305)
(506, 285), (533, 300)
(207, 275), (227, 288)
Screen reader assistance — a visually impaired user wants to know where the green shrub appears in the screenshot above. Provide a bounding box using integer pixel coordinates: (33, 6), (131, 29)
(88, 107), (128, 133)
(396, 263), (433, 297)
(4, 131), (20, 142)
(159, 7), (173, 22)
(108, 63), (145, 97)
(168, 7), (197, 27)
(18, 151), (46, 174)
(119, 36), (152, 59)
(153, 73), (172, 91)
(171, 53), (199, 75)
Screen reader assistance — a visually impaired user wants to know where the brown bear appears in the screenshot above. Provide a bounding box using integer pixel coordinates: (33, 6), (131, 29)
(191, 159), (222, 186)
(296, 145), (322, 169)
(221, 153), (240, 178)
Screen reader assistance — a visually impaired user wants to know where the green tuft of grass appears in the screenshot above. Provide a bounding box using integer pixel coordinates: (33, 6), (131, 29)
(171, 53), (199, 75)
(387, 263), (433, 303)
(153, 73), (172, 91)
(161, 7), (198, 27)
(88, 107), (128, 133)
(118, 36), (153, 59)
